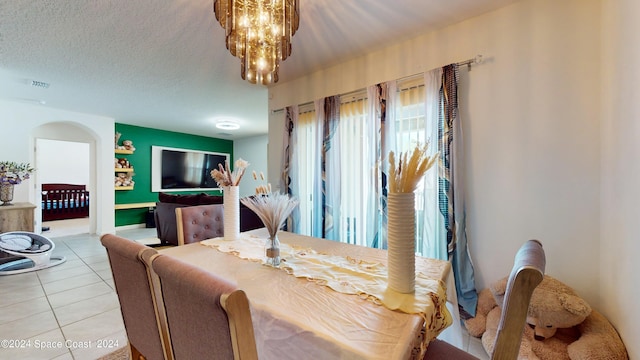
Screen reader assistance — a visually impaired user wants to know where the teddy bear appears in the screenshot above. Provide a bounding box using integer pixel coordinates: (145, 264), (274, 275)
(116, 158), (130, 169)
(122, 139), (135, 152)
(115, 173), (135, 187)
(465, 275), (628, 360)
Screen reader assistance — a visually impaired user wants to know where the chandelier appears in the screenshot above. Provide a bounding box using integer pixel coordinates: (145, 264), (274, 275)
(213, 0), (300, 85)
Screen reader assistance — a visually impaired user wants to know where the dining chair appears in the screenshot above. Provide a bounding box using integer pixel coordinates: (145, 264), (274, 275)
(175, 204), (224, 246)
(100, 234), (173, 360)
(424, 239), (546, 360)
(151, 254), (259, 360)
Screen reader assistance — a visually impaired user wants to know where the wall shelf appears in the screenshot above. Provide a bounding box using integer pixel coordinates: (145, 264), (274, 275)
(115, 149), (134, 155)
(115, 186), (134, 191)
(115, 168), (134, 172)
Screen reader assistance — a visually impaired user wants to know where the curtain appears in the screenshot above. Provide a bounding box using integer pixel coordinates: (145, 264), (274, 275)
(296, 107), (316, 236)
(281, 105), (300, 232)
(311, 96), (342, 241)
(423, 69), (447, 261)
(367, 82), (396, 249)
(322, 96), (341, 240)
(437, 64), (477, 316)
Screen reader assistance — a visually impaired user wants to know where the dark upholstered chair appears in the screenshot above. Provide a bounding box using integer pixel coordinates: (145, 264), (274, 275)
(175, 204), (224, 246)
(151, 254), (258, 360)
(100, 234), (173, 360)
(424, 240), (546, 360)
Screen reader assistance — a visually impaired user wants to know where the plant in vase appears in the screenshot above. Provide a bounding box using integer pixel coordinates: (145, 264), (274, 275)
(0, 161), (34, 206)
(240, 192), (299, 267)
(386, 143), (437, 293)
(211, 158), (249, 240)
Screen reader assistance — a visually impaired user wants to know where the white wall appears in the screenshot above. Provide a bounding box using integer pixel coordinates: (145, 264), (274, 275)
(0, 99), (116, 235)
(271, 0), (601, 296)
(269, 0), (623, 337)
(234, 134), (269, 197)
(601, 0), (640, 356)
(37, 139), (90, 185)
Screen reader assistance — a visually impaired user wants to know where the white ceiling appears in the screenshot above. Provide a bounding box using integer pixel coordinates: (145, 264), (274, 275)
(0, 0), (520, 139)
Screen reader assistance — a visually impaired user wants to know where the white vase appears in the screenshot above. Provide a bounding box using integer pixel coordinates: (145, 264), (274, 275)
(387, 192), (416, 293)
(223, 186), (240, 240)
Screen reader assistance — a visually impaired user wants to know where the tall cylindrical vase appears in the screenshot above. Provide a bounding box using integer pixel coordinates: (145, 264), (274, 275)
(223, 185), (240, 240)
(0, 183), (14, 206)
(387, 192), (416, 293)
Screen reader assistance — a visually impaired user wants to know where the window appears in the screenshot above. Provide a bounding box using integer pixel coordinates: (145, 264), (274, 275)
(293, 78), (440, 256)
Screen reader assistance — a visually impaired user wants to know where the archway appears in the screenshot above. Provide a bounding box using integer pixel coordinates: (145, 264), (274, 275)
(32, 122), (99, 235)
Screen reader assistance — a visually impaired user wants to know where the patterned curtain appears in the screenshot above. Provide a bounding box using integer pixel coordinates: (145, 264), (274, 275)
(281, 105), (300, 232)
(311, 97), (341, 240)
(367, 81), (396, 249)
(322, 96), (341, 240)
(438, 64), (477, 316)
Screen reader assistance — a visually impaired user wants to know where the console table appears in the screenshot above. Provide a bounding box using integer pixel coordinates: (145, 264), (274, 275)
(0, 202), (36, 233)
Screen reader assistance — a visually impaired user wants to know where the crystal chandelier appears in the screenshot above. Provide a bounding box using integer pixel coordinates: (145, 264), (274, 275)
(213, 0), (300, 85)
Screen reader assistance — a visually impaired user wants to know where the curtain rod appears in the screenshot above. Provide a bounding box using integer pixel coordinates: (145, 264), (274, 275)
(396, 54), (484, 83)
(271, 54), (484, 113)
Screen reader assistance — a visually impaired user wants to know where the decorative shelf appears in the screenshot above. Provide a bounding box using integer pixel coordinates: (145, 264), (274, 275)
(115, 149), (134, 155)
(115, 168), (134, 172)
(115, 186), (134, 191)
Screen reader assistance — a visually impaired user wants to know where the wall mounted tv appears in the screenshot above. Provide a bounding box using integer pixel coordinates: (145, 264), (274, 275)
(151, 146), (229, 192)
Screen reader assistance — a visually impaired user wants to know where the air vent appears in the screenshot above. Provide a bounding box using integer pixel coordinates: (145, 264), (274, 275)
(30, 80), (50, 89)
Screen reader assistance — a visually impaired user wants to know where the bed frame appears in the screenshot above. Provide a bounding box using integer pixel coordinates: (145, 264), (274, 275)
(41, 183), (90, 221)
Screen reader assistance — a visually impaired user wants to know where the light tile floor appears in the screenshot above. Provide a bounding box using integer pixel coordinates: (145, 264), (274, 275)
(1, 220), (490, 360)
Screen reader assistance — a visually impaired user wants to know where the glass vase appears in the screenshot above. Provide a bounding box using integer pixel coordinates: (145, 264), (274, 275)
(265, 233), (281, 267)
(0, 183), (14, 206)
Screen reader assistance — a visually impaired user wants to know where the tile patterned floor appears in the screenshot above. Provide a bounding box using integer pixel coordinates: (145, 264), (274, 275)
(1, 221), (490, 360)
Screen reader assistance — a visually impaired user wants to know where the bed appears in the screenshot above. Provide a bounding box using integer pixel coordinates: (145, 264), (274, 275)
(41, 183), (90, 221)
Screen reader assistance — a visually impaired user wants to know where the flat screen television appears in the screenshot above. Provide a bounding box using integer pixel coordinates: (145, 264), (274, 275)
(151, 146), (229, 192)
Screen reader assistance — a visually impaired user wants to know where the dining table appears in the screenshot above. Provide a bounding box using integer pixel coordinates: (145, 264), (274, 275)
(159, 228), (462, 360)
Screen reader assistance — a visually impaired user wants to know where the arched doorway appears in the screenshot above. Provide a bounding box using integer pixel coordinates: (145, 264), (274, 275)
(32, 122), (99, 236)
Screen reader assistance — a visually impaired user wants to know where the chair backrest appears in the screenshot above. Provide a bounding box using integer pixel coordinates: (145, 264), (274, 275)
(423, 240), (545, 360)
(152, 254), (258, 360)
(175, 204), (224, 245)
(100, 234), (172, 360)
(491, 239), (546, 360)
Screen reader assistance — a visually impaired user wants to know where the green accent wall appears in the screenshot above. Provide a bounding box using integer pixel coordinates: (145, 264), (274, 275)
(114, 123), (233, 226)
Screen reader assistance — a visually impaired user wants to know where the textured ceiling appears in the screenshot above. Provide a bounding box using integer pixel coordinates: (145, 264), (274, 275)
(0, 0), (520, 139)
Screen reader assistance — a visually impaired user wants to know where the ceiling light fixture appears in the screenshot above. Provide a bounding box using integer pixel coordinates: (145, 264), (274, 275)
(215, 121), (240, 130)
(213, 0), (300, 85)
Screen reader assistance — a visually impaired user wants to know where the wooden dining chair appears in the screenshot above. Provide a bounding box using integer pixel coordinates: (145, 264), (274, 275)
(424, 239), (546, 360)
(175, 204), (224, 246)
(151, 254), (258, 360)
(100, 234), (173, 360)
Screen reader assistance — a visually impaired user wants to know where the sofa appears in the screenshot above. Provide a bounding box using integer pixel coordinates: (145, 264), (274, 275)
(154, 192), (263, 246)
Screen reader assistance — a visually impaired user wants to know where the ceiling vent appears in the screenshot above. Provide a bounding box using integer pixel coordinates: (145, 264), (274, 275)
(30, 80), (50, 89)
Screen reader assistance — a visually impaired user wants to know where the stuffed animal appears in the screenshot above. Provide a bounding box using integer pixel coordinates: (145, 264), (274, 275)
(465, 275), (628, 360)
(115, 173), (135, 187)
(114, 132), (121, 149)
(122, 140), (135, 152)
(117, 158), (130, 168)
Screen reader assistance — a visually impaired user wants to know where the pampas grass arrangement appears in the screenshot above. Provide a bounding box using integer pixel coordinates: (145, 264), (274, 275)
(241, 192), (299, 238)
(388, 143), (438, 193)
(210, 158), (249, 187)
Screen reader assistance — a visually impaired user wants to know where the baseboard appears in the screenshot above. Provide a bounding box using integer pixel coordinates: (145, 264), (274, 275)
(115, 223), (148, 231)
